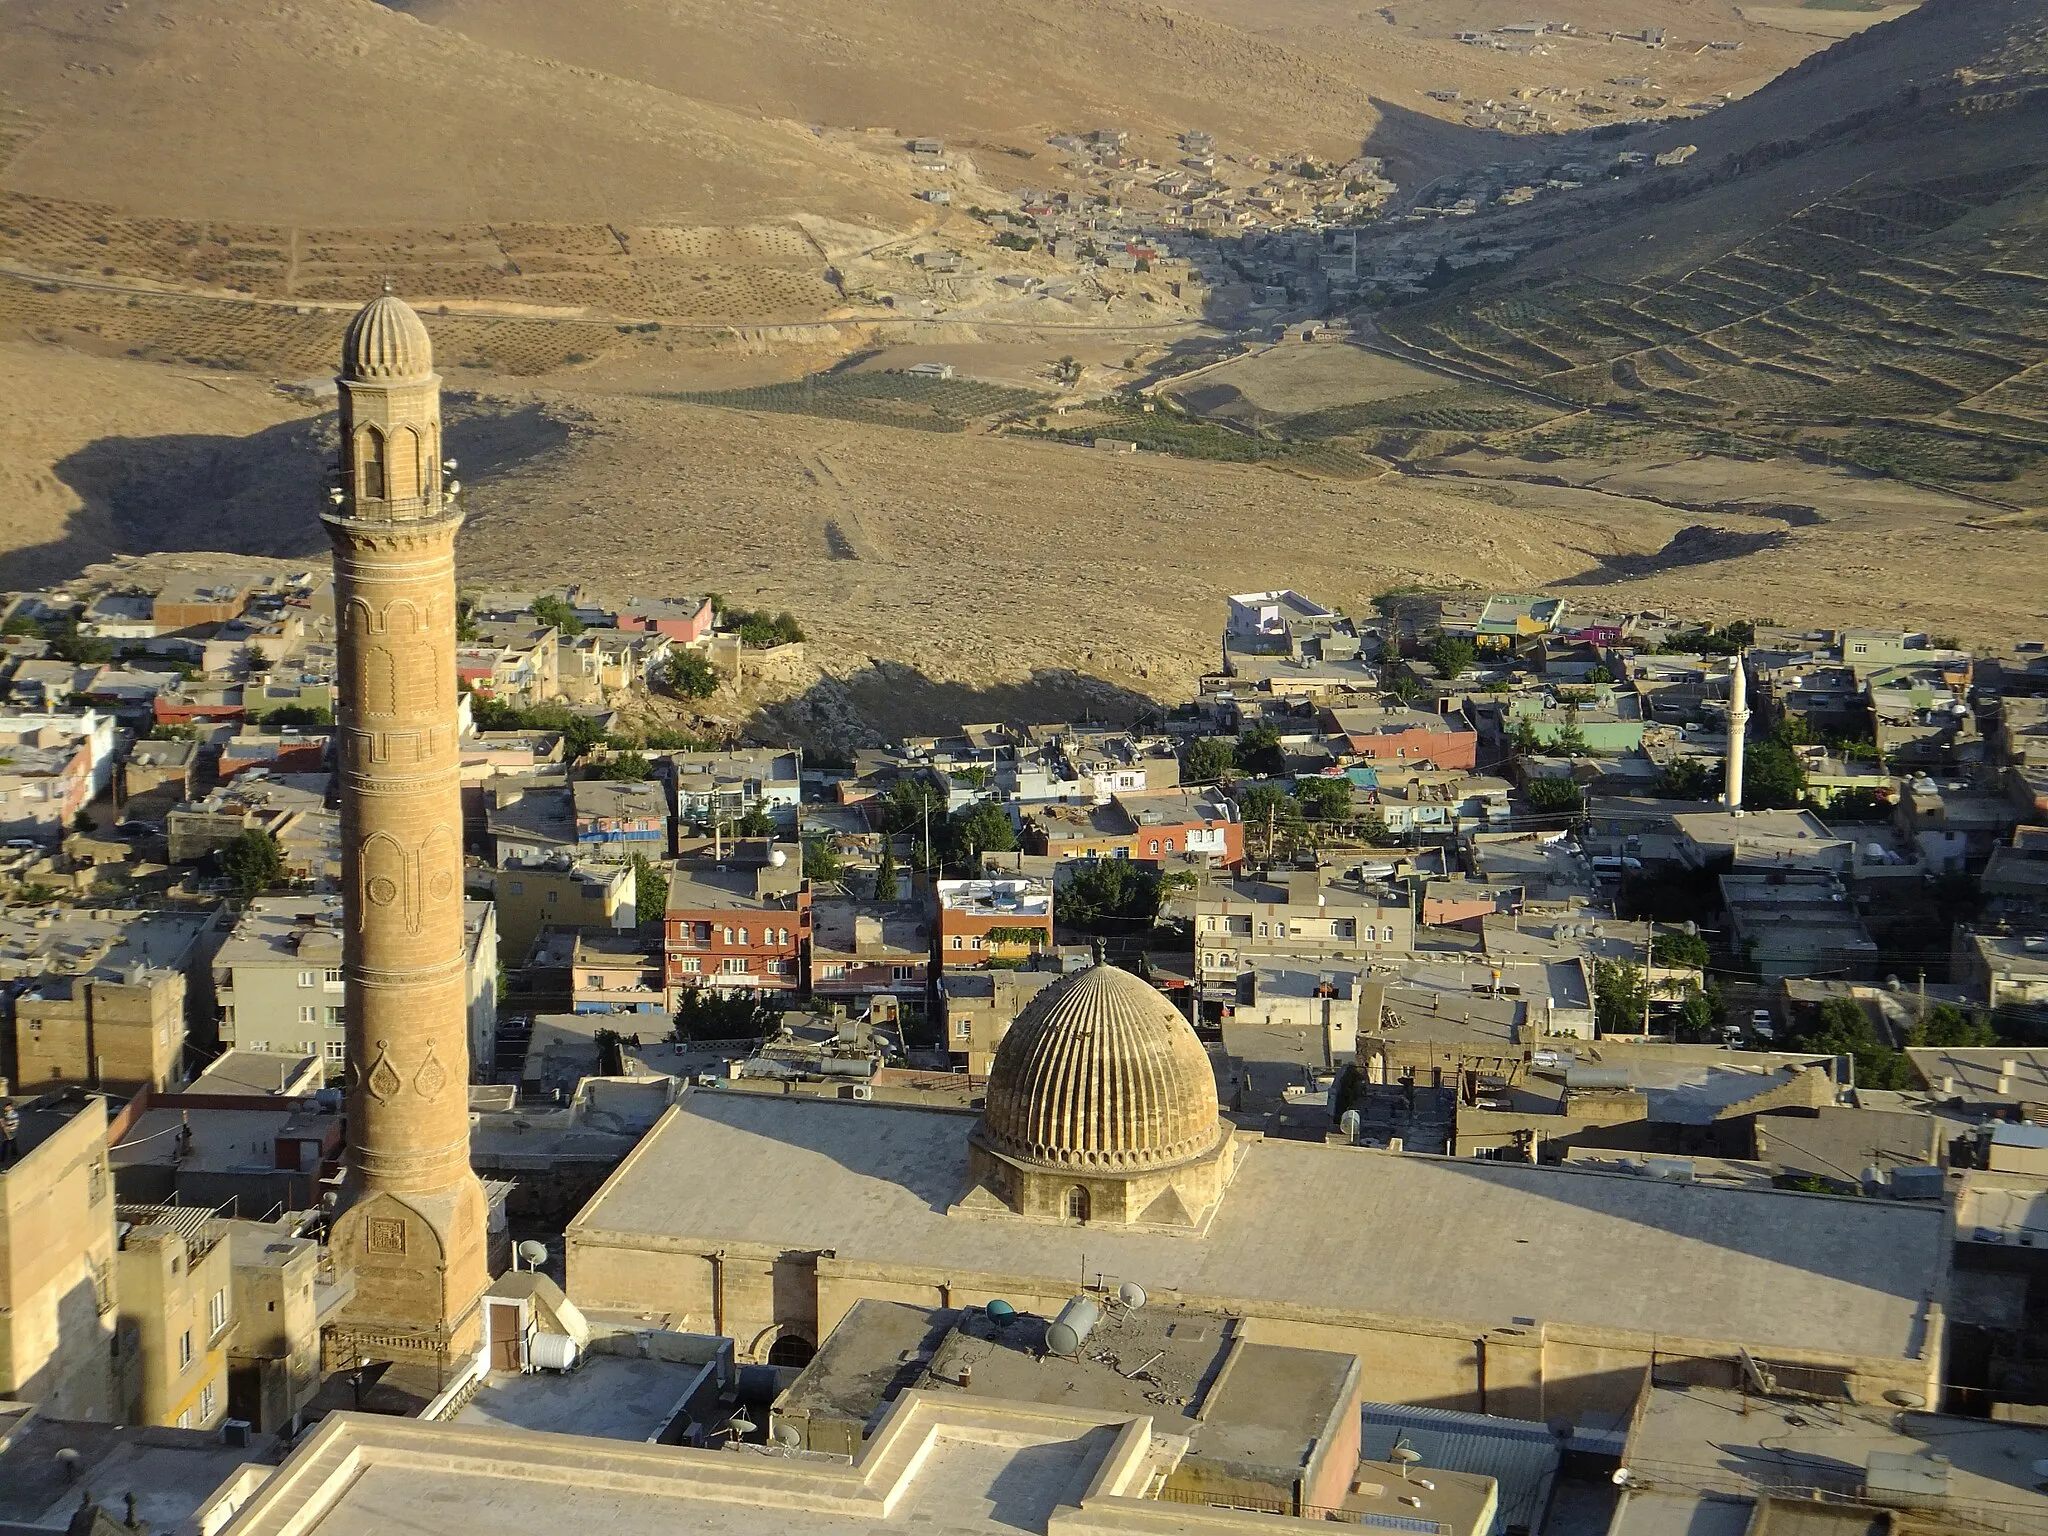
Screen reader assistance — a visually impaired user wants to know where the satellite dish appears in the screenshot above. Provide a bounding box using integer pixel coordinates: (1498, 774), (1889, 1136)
(728, 1412), (756, 1439)
(516, 1239), (548, 1271)
(1884, 1389), (1928, 1409)
(54, 1447), (80, 1481)
(1118, 1281), (1147, 1311)
(1391, 1448), (1422, 1464)
(768, 848), (789, 867)
(772, 1421), (803, 1448)
(1613, 1468), (1634, 1488)
(985, 1299), (1017, 1327)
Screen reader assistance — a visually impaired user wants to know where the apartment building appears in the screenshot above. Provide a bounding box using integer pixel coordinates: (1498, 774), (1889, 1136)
(491, 854), (637, 964)
(934, 877), (1054, 968)
(1193, 864), (1415, 998)
(3, 907), (218, 1094)
(0, 1091), (120, 1419)
(0, 709), (116, 843)
(115, 1203), (233, 1430)
(214, 896), (496, 1075)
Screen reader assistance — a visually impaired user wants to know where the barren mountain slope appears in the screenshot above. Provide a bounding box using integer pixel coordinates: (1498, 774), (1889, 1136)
(0, 0), (904, 225)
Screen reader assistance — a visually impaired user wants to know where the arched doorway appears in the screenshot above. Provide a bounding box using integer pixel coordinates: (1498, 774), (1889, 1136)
(767, 1334), (816, 1368)
(1065, 1186), (1091, 1223)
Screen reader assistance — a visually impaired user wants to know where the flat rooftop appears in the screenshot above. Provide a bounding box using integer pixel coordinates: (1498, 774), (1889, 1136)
(572, 1094), (1948, 1364)
(0, 1412), (278, 1528)
(454, 1353), (705, 1442)
(207, 1393), (1221, 1536)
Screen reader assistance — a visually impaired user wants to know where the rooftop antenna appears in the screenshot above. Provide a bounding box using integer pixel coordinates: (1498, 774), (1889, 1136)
(1391, 1445), (1423, 1482)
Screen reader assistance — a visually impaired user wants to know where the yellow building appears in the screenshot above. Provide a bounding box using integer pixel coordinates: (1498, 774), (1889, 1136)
(0, 1091), (119, 1419)
(115, 1203), (233, 1430)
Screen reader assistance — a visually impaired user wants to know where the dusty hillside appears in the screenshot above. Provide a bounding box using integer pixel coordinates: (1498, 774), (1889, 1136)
(0, 0), (902, 226)
(0, 340), (311, 590)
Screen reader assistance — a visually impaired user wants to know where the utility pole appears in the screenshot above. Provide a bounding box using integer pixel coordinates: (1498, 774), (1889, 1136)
(1642, 917), (1654, 1036)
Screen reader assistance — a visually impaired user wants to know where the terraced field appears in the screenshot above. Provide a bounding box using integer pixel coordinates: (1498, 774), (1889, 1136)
(1373, 160), (2048, 504)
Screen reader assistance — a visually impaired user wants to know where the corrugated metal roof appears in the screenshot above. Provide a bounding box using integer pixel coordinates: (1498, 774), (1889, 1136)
(1361, 1402), (1561, 1536)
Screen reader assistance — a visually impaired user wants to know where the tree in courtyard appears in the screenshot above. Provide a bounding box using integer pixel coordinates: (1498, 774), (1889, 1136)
(1524, 777), (1584, 819)
(1233, 725), (1287, 778)
(1292, 777), (1354, 827)
(947, 800), (1018, 867)
(222, 829), (286, 898)
(530, 594), (585, 637)
(1742, 739), (1807, 810)
(1058, 860), (1161, 932)
(629, 852), (668, 927)
(802, 835), (845, 883)
(1909, 1004), (1998, 1048)
(1427, 635), (1477, 681)
(1182, 736), (1236, 784)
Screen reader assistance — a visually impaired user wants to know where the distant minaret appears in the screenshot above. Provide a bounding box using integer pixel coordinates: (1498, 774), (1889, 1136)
(322, 292), (489, 1382)
(1723, 651), (1749, 811)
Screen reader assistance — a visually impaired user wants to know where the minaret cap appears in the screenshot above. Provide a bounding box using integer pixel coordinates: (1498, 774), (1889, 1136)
(340, 291), (434, 382)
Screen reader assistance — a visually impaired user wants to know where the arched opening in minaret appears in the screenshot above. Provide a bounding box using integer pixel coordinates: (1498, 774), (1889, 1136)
(389, 426), (421, 500)
(357, 427), (386, 500)
(767, 1334), (816, 1368)
(1065, 1186), (1091, 1222)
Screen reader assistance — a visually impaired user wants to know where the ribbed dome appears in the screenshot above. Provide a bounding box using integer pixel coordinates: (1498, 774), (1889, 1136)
(341, 293), (433, 381)
(981, 963), (1221, 1172)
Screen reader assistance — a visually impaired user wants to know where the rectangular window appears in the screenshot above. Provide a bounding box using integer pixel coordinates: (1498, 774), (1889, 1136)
(585, 973), (604, 988)
(545, 890), (558, 903)
(201, 1382), (216, 1422)
(722, 957), (749, 974)
(508, 880), (524, 895)
(325, 1041), (346, 1063)
(324, 969), (343, 987)
(210, 1288), (227, 1335)
(178, 1409), (192, 1430)
(950, 935), (963, 949)
(1257, 922), (1268, 937)
(679, 957), (701, 974)
(179, 1330), (193, 1369)
(296, 1005), (316, 1024)
(297, 970), (315, 988)
(892, 965), (916, 982)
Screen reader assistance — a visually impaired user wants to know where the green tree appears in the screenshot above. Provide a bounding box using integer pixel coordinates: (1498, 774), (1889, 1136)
(735, 803), (777, 839)
(1234, 725), (1287, 778)
(1236, 784), (1305, 845)
(665, 650), (720, 699)
(1822, 788), (1890, 822)
(1427, 635), (1476, 681)
(455, 600), (481, 644)
(671, 989), (778, 1042)
(803, 835), (845, 883)
(1553, 723), (1591, 758)
(1594, 960), (1649, 1034)
(1651, 931), (1711, 971)
(629, 852), (668, 927)
(530, 594), (585, 637)
(873, 840), (900, 902)
(0, 613), (40, 637)
(222, 829), (285, 898)
(1743, 740), (1807, 810)
(590, 750), (652, 782)
(1293, 777), (1354, 825)
(1182, 736), (1236, 784)
(1508, 718), (1543, 757)
(1059, 860), (1162, 932)
(48, 621), (113, 666)
(1909, 1004), (1997, 1048)
(1658, 757), (1721, 800)
(71, 809), (95, 833)
(1524, 777), (1583, 817)
(1789, 997), (1911, 1089)
(948, 800), (1018, 866)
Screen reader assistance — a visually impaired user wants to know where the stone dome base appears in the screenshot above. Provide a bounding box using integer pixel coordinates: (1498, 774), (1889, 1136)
(957, 1123), (1240, 1232)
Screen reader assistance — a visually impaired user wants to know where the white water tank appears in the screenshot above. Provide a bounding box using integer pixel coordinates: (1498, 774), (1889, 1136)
(529, 1331), (580, 1373)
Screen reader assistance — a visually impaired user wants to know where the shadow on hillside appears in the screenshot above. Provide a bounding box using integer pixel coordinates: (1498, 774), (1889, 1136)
(1555, 524), (1789, 586)
(745, 660), (1163, 755)
(4, 401), (570, 591)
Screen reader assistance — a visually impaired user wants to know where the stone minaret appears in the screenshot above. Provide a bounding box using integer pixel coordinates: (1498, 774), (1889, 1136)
(1724, 650), (1749, 811)
(322, 293), (488, 1381)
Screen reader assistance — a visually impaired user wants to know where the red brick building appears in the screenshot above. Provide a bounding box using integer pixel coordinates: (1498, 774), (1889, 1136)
(663, 841), (811, 1004)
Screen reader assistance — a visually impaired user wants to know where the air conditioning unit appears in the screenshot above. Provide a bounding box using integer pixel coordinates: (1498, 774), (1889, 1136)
(221, 1418), (253, 1448)
(850, 1084), (874, 1101)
